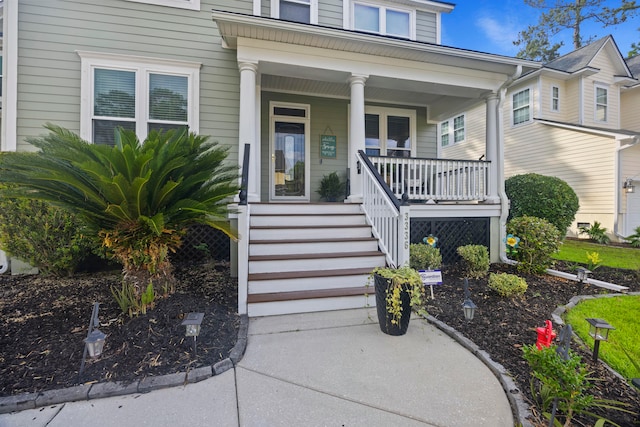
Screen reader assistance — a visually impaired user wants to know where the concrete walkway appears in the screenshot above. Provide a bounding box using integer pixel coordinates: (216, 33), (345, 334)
(0, 309), (515, 427)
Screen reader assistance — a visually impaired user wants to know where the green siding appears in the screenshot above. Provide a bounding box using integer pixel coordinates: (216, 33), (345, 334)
(416, 10), (437, 44)
(15, 0), (249, 164)
(318, 0), (343, 28)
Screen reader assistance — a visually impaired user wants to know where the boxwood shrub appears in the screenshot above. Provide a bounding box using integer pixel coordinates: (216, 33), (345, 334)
(507, 215), (562, 274)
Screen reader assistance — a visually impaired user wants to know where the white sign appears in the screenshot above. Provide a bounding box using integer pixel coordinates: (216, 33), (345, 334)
(419, 270), (443, 285)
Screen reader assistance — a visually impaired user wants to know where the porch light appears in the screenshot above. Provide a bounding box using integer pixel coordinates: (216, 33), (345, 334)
(586, 318), (615, 362)
(623, 178), (635, 193)
(182, 312), (204, 356)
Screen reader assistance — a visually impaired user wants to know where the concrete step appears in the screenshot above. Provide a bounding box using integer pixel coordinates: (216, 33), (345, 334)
(249, 238), (379, 256)
(247, 291), (375, 317)
(250, 225), (373, 240)
(248, 251), (385, 274)
(250, 213), (366, 227)
(251, 203), (362, 215)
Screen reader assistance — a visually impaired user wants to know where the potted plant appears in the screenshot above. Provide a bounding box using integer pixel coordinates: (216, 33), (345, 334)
(369, 265), (426, 336)
(317, 171), (345, 202)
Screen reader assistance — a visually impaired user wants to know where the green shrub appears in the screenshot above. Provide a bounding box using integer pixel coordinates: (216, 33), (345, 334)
(488, 273), (527, 297)
(0, 196), (94, 276)
(506, 173), (579, 235)
(507, 216), (562, 274)
(578, 221), (610, 245)
(456, 244), (489, 278)
(625, 226), (640, 248)
(409, 243), (442, 270)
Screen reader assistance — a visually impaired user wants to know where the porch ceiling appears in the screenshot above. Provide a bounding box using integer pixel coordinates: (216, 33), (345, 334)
(213, 10), (540, 120)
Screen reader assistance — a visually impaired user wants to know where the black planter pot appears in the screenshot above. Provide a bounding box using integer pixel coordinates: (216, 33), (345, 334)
(373, 273), (412, 336)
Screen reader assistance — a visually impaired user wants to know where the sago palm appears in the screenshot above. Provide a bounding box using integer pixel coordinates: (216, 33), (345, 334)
(0, 124), (239, 311)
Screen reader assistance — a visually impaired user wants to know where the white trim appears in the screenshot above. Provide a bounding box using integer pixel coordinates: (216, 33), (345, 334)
(271, 0), (318, 25)
(351, 1), (416, 40)
(438, 113), (465, 147)
(77, 51), (200, 142)
(125, 0), (200, 11)
(578, 77), (584, 124)
(269, 101), (311, 201)
(435, 11), (441, 44)
(1, 0), (17, 152)
(551, 85), (560, 112)
(594, 82), (609, 123)
(253, 0), (261, 16)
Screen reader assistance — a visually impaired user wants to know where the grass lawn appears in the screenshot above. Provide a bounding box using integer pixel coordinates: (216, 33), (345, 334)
(554, 239), (640, 270)
(565, 295), (640, 380)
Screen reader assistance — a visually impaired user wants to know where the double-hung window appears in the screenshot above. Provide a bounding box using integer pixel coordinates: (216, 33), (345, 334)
(439, 114), (465, 147)
(551, 86), (559, 112)
(512, 88), (531, 126)
(364, 106), (416, 157)
(595, 84), (608, 122)
(272, 0), (318, 24)
(79, 52), (200, 145)
(353, 2), (413, 39)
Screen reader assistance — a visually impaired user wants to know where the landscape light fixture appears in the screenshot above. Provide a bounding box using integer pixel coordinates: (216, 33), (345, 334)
(182, 312), (204, 356)
(576, 267), (591, 282)
(79, 302), (106, 378)
(623, 178), (635, 193)
(462, 278), (477, 321)
(586, 318), (615, 362)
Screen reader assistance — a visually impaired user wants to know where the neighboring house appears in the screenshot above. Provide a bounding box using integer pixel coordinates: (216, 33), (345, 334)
(442, 36), (640, 241)
(0, 0), (540, 315)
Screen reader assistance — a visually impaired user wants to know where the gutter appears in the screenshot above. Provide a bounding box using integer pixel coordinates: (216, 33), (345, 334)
(498, 65), (522, 265)
(614, 136), (640, 240)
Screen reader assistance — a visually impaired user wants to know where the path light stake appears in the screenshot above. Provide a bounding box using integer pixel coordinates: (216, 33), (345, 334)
(586, 318), (614, 362)
(576, 267), (590, 293)
(182, 312), (204, 357)
(549, 325), (573, 427)
(79, 302), (106, 379)
(462, 278), (477, 321)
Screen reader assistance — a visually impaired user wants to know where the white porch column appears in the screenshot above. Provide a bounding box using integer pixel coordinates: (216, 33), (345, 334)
(485, 93), (500, 203)
(348, 74), (368, 202)
(238, 61), (260, 202)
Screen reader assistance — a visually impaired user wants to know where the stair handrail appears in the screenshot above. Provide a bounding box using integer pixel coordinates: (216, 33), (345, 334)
(357, 150), (409, 268)
(237, 143), (251, 314)
(239, 144), (250, 206)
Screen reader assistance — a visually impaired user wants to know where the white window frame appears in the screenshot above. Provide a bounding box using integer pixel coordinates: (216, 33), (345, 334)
(351, 1), (416, 40)
(594, 83), (608, 123)
(511, 87), (532, 126)
(364, 106), (417, 156)
(439, 114), (465, 147)
(78, 51), (200, 143)
(551, 85), (559, 112)
(126, 0), (200, 11)
(271, 0), (318, 24)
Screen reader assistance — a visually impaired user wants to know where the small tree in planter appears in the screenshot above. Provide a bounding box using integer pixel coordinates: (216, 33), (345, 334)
(369, 266), (426, 336)
(317, 171), (345, 202)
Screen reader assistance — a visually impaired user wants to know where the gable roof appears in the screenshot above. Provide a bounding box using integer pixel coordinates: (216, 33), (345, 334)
(544, 36), (610, 73)
(627, 55), (640, 79)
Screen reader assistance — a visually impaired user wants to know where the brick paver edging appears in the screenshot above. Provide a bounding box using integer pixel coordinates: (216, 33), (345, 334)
(0, 314), (249, 414)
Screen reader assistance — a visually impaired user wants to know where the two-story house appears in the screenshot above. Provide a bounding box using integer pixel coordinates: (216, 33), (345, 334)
(0, 0), (540, 315)
(442, 36), (640, 242)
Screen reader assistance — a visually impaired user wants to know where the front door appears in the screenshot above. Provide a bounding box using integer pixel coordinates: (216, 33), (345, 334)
(270, 102), (310, 201)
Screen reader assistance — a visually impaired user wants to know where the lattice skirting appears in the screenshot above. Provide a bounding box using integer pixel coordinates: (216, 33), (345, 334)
(172, 224), (231, 262)
(410, 218), (490, 265)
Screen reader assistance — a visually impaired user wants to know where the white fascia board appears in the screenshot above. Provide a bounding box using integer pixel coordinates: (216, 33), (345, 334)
(1, 0), (17, 152)
(237, 38), (509, 92)
(535, 119), (638, 140)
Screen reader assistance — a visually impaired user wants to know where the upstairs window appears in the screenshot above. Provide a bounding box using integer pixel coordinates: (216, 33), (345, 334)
(440, 114), (465, 146)
(353, 2), (412, 39)
(595, 85), (608, 122)
(512, 88), (531, 126)
(126, 0), (200, 11)
(273, 0), (318, 24)
(551, 86), (559, 112)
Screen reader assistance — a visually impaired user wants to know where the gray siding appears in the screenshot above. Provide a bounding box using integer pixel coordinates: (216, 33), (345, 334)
(16, 0), (251, 164)
(416, 10), (437, 44)
(318, 0), (343, 28)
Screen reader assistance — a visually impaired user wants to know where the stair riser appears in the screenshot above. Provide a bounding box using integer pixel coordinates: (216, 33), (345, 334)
(249, 240), (378, 256)
(250, 215), (366, 227)
(248, 255), (385, 274)
(248, 274), (372, 294)
(248, 295), (375, 317)
(250, 227), (372, 240)
(251, 204), (362, 215)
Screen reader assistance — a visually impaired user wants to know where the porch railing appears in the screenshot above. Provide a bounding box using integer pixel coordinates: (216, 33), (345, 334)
(358, 150), (409, 268)
(368, 155), (490, 202)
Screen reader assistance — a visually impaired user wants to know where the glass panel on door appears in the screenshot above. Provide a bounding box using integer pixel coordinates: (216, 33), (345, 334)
(273, 121), (306, 198)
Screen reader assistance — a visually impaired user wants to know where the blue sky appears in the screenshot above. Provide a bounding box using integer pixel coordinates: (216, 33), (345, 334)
(441, 0), (639, 59)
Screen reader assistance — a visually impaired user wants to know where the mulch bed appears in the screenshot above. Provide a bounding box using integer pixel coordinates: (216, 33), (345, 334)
(427, 262), (640, 426)
(0, 260), (239, 397)
(1, 256), (639, 425)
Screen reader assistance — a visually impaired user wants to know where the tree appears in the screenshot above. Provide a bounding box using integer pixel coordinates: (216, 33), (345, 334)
(514, 0), (639, 61)
(630, 28), (640, 56)
(0, 125), (239, 314)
